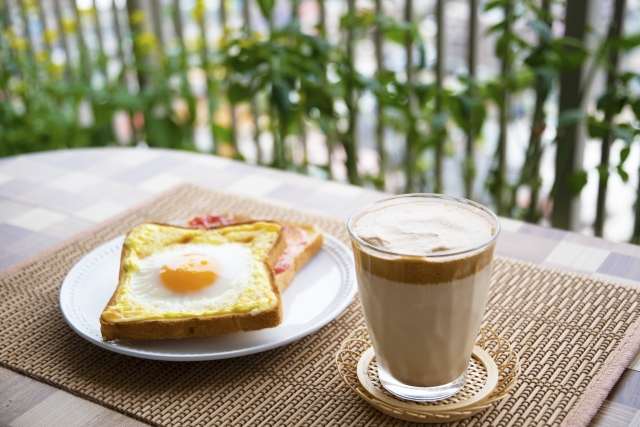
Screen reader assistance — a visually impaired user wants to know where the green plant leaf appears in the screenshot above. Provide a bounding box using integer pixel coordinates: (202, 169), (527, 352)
(552, 38), (589, 69)
(256, 0), (275, 19)
(611, 33), (640, 51)
(619, 71), (639, 84)
(145, 115), (183, 149)
(271, 80), (292, 115)
(212, 123), (233, 144)
(630, 99), (640, 121)
(612, 124), (635, 144)
(620, 146), (631, 164)
(597, 89), (627, 116)
(528, 20), (552, 43)
(567, 169), (588, 196)
(617, 165), (629, 182)
(484, 0), (508, 11)
(587, 116), (608, 138)
(227, 82), (252, 105)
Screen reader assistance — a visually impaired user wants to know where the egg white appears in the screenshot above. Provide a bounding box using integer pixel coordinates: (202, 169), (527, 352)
(126, 243), (255, 314)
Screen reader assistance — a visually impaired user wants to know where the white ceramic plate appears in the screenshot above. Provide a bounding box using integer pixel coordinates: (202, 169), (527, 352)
(60, 233), (356, 361)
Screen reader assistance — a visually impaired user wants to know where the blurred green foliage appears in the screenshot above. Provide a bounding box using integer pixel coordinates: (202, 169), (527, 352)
(1, 0), (640, 237)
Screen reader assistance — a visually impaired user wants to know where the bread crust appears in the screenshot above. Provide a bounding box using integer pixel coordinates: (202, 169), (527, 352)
(100, 222), (286, 341)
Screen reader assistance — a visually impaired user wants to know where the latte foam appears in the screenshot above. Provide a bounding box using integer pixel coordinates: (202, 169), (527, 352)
(352, 200), (495, 256)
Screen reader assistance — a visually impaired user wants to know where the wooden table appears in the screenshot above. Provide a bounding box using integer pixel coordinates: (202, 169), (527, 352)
(0, 147), (639, 426)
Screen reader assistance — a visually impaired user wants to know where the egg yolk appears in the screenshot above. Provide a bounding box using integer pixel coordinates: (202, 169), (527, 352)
(160, 254), (220, 292)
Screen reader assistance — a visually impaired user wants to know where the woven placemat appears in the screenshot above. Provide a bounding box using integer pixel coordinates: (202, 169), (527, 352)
(2, 183), (640, 427)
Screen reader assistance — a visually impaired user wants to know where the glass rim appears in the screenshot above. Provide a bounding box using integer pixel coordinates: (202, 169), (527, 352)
(347, 193), (501, 259)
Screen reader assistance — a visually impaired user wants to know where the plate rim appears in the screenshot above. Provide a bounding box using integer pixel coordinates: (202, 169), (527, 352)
(59, 233), (356, 361)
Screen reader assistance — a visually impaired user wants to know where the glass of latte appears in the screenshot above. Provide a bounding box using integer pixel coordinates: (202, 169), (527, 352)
(347, 194), (500, 402)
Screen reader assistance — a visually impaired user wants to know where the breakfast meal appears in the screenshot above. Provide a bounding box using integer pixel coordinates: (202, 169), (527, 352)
(100, 221), (287, 341)
(187, 213), (323, 293)
(348, 196), (498, 401)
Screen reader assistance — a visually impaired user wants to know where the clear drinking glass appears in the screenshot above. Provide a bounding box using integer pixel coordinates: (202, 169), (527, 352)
(347, 194), (500, 402)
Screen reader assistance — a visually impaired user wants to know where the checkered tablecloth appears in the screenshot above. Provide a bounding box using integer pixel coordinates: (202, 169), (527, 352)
(1, 146), (639, 426)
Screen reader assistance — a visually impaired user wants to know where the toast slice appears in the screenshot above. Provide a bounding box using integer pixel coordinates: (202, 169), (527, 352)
(100, 221), (286, 341)
(187, 214), (323, 293)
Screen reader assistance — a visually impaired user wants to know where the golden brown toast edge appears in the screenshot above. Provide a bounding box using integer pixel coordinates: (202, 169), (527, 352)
(275, 223), (323, 293)
(99, 221), (286, 341)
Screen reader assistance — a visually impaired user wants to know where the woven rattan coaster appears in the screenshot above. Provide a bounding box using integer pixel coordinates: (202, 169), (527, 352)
(336, 328), (521, 423)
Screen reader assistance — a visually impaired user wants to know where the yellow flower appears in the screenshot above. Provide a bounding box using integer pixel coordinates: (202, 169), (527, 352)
(10, 36), (27, 51)
(213, 66), (226, 80)
(5, 28), (15, 42)
(129, 10), (145, 25)
(22, 0), (36, 11)
(135, 32), (158, 55)
(186, 37), (202, 53)
(44, 29), (58, 44)
(360, 10), (375, 26)
(239, 38), (252, 49)
(47, 62), (65, 78)
(192, 0), (205, 22)
(12, 81), (26, 94)
(216, 26), (233, 48)
(35, 50), (50, 62)
(252, 32), (265, 42)
(78, 6), (95, 18)
(62, 17), (76, 34)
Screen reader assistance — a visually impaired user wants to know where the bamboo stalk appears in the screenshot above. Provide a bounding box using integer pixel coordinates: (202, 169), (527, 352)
(435, 0), (444, 194)
(551, 0), (591, 230)
(403, 0), (415, 193)
(317, 0), (332, 178)
(344, 0), (360, 185)
(149, 0), (164, 57)
(91, 0), (105, 58)
(523, 85), (550, 222)
(594, 0), (626, 237)
(1, 1), (8, 41)
(193, 0), (217, 153)
(53, 0), (71, 76)
(291, 0), (307, 170)
(1, 0), (8, 28)
(126, 0), (147, 88)
(318, 0), (326, 37)
(1, 0), (21, 78)
(17, 0), (35, 60)
(91, 0), (110, 77)
(374, 0), (385, 189)
(266, 4), (286, 168)
(196, 5), (209, 74)
(218, 0), (239, 155)
(242, 0), (262, 164)
(523, 0), (552, 223)
(172, 0), (183, 43)
(125, 0), (147, 144)
(111, 0), (125, 65)
(170, 2), (187, 79)
(465, 0), (478, 200)
(495, 0), (511, 215)
(36, 0), (51, 52)
(292, 0), (300, 18)
(72, 0), (91, 81)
